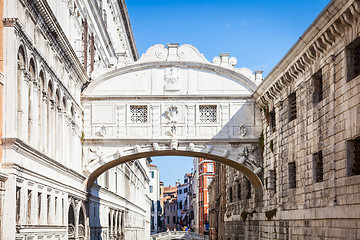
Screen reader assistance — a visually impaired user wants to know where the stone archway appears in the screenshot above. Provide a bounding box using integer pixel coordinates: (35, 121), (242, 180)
(85, 142), (263, 195)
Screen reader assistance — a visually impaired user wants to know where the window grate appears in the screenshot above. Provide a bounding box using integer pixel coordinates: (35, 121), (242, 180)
(348, 137), (360, 176)
(313, 151), (323, 182)
(130, 105), (148, 123)
(352, 44), (360, 80)
(312, 70), (323, 105)
(270, 110), (276, 132)
(289, 93), (297, 122)
(199, 105), (217, 122)
(229, 187), (233, 203)
(353, 138), (360, 175)
(237, 183), (241, 200)
(288, 162), (296, 189)
(246, 179), (251, 199)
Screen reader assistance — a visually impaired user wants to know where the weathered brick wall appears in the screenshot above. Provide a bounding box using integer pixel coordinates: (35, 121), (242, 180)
(220, 0), (360, 239)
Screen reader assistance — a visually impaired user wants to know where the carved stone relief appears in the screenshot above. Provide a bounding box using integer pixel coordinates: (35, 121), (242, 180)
(164, 67), (180, 91)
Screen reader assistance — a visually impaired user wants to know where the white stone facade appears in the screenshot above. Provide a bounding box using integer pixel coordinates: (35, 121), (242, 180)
(1, 0), (148, 239)
(149, 164), (161, 234)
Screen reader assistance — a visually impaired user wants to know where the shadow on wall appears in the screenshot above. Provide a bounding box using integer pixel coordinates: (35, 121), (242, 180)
(88, 183), (103, 240)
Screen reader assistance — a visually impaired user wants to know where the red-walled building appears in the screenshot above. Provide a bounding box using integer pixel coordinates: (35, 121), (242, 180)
(196, 158), (215, 234)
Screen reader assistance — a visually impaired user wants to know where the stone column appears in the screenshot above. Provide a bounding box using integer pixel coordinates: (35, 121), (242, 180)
(186, 103), (196, 137)
(220, 103), (229, 138)
(152, 104), (161, 137)
(28, 78), (35, 145)
(50, 99), (56, 158)
(32, 79), (40, 149)
(20, 70), (30, 141)
(42, 91), (48, 153)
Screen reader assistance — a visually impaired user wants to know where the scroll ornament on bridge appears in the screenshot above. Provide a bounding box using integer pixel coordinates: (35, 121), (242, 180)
(237, 147), (262, 174)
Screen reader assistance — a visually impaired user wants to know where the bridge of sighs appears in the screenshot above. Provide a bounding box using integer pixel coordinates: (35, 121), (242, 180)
(82, 43), (264, 195)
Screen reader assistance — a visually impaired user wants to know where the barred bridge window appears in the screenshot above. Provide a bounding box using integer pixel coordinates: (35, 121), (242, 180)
(130, 105), (148, 123)
(199, 105), (217, 122)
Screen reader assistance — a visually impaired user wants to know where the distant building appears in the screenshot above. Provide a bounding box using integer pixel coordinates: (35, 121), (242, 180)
(159, 181), (165, 231)
(177, 173), (193, 229)
(148, 164), (161, 234)
(194, 158), (216, 234)
(163, 185), (178, 230)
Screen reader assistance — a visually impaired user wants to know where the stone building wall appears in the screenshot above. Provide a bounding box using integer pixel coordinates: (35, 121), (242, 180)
(211, 0), (360, 239)
(1, 0), (148, 239)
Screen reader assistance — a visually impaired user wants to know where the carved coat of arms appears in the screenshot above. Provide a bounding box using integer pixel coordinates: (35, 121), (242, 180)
(164, 67), (181, 91)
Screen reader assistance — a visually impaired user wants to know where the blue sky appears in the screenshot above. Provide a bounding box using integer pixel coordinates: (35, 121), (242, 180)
(127, 0), (330, 77)
(126, 0), (331, 185)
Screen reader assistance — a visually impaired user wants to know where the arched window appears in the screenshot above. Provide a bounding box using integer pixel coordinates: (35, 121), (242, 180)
(68, 205), (75, 240)
(78, 207), (85, 239)
(17, 46), (26, 69)
(29, 58), (36, 80)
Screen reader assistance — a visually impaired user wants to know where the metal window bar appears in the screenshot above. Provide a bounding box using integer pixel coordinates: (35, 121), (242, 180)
(288, 162), (296, 189)
(313, 151), (323, 182)
(313, 70), (323, 105)
(352, 138), (360, 175)
(352, 44), (360, 79)
(289, 93), (297, 122)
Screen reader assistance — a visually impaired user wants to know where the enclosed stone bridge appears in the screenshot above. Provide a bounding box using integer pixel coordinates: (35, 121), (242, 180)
(82, 43), (264, 192)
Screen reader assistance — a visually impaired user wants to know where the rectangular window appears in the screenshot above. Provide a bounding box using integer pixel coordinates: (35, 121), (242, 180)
(347, 39), (360, 82)
(173, 216), (176, 224)
(47, 194), (51, 224)
(27, 190), (32, 224)
(229, 187), (233, 203)
(269, 110), (276, 133)
(151, 171), (154, 178)
(167, 216), (169, 224)
(237, 183), (241, 200)
(347, 136), (360, 176)
(313, 151), (324, 182)
(149, 185), (153, 193)
(38, 192), (42, 222)
(207, 163), (214, 173)
(199, 105), (217, 122)
(130, 105), (148, 123)
(207, 177), (213, 187)
(288, 162), (296, 189)
(16, 187), (21, 223)
(246, 179), (251, 199)
(288, 92), (297, 122)
(268, 170), (276, 191)
(312, 69), (323, 105)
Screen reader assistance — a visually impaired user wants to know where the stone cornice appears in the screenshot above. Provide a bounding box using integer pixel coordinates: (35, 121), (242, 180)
(117, 0), (139, 61)
(254, 0), (360, 107)
(20, 0), (88, 85)
(85, 61), (258, 94)
(2, 138), (86, 182)
(86, 0), (117, 64)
